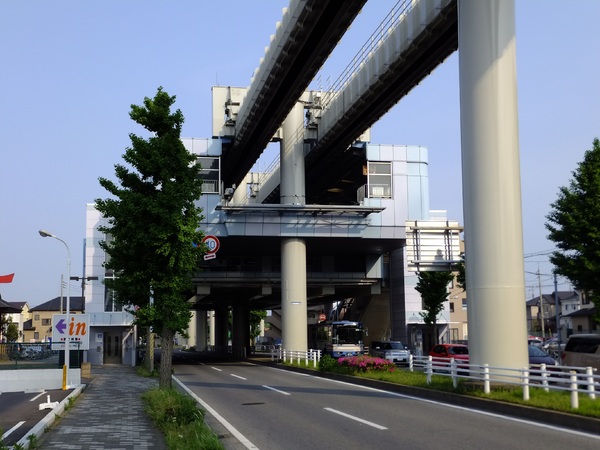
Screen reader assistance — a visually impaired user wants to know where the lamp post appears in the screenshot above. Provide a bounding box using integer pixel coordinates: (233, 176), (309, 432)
(39, 229), (71, 390)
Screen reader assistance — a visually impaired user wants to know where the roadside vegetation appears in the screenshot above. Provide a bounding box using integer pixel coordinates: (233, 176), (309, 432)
(290, 355), (600, 419)
(139, 366), (224, 450)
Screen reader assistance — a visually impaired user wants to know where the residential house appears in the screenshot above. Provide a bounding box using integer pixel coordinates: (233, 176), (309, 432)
(563, 306), (597, 336)
(23, 297), (84, 343)
(6, 301), (30, 342)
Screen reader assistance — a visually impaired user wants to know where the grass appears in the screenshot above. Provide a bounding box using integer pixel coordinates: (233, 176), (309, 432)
(286, 355), (600, 419)
(142, 387), (224, 450)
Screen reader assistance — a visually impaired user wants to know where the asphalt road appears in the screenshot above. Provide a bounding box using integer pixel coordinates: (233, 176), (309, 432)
(0, 388), (72, 447)
(173, 356), (600, 450)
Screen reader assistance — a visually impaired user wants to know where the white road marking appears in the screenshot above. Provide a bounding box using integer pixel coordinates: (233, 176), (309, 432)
(30, 391), (46, 402)
(211, 366), (222, 372)
(324, 407), (387, 430)
(262, 385), (291, 395)
(1, 421), (25, 439)
(231, 374), (247, 380)
(173, 376), (259, 450)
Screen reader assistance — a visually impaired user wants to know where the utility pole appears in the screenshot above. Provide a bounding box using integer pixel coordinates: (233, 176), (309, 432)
(70, 276), (98, 313)
(538, 269), (545, 339)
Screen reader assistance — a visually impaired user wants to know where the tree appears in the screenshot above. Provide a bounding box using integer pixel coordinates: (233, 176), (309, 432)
(250, 310), (267, 343)
(96, 87), (205, 389)
(6, 321), (18, 342)
(415, 271), (454, 345)
(546, 138), (600, 325)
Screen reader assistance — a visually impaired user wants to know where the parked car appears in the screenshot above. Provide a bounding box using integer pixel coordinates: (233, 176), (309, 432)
(528, 344), (558, 367)
(561, 334), (600, 371)
(369, 340), (411, 366)
(429, 344), (469, 362)
(429, 344), (469, 372)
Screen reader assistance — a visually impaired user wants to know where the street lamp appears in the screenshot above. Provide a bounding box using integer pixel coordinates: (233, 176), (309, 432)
(39, 229), (71, 390)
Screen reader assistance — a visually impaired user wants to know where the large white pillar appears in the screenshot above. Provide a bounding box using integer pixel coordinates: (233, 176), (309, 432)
(459, 0), (528, 370)
(280, 101), (308, 352)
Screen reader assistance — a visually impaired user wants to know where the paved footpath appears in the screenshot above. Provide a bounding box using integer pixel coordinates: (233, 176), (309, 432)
(38, 365), (168, 450)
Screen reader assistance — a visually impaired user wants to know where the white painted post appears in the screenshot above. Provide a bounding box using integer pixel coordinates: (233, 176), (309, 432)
(483, 364), (490, 394)
(586, 367), (596, 400)
(522, 368), (530, 401)
(540, 364), (549, 392)
(570, 371), (579, 409)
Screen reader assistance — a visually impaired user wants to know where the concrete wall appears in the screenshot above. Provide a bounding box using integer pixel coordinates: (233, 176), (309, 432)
(0, 368), (81, 393)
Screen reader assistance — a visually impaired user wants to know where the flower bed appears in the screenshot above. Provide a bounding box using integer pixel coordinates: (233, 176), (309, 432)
(336, 355), (397, 373)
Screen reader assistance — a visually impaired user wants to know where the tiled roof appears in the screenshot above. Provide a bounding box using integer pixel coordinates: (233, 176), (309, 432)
(30, 296), (84, 312)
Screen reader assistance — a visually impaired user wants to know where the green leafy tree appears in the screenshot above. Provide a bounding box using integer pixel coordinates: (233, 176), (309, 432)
(250, 310), (267, 342)
(415, 271), (454, 345)
(96, 87), (205, 388)
(546, 138), (600, 325)
(456, 253), (466, 291)
(6, 321), (19, 342)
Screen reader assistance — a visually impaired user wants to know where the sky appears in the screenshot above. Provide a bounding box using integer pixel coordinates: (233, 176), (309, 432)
(1, 1), (599, 306)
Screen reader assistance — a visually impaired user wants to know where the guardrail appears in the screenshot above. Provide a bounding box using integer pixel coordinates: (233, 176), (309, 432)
(270, 349), (599, 409)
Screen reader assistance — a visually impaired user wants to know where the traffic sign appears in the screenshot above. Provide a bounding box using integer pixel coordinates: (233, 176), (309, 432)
(202, 235), (220, 260)
(52, 314), (90, 350)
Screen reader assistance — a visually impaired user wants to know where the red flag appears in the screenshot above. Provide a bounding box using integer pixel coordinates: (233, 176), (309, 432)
(0, 273), (15, 283)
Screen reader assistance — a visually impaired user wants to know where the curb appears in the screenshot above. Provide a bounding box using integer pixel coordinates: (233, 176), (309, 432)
(16, 384), (87, 449)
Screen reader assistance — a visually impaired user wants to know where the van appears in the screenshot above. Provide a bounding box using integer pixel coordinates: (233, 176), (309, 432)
(562, 334), (600, 370)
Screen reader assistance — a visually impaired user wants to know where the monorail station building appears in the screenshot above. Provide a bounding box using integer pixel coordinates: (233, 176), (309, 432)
(82, 88), (461, 365)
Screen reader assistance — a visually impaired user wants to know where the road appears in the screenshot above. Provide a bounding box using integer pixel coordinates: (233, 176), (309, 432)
(0, 388), (72, 447)
(172, 354), (600, 450)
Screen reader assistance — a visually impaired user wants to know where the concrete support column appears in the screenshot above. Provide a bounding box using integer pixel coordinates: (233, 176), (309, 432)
(209, 311), (215, 349)
(195, 311), (208, 351)
(458, 0), (528, 369)
(232, 303), (250, 357)
(214, 304), (229, 354)
(280, 101), (308, 352)
(281, 238), (308, 351)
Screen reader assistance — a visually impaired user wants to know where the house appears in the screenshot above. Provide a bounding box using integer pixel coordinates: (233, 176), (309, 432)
(6, 301), (30, 342)
(563, 306), (598, 336)
(23, 297), (84, 343)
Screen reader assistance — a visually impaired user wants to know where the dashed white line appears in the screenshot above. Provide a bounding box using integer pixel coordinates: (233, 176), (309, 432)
(262, 385), (291, 395)
(231, 374), (247, 380)
(210, 366), (222, 372)
(324, 407), (387, 430)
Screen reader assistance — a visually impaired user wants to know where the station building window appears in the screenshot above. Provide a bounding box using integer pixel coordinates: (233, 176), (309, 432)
(367, 162), (392, 198)
(197, 157), (220, 194)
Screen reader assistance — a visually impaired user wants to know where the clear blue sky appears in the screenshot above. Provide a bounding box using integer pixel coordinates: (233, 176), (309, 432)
(1, 1), (598, 306)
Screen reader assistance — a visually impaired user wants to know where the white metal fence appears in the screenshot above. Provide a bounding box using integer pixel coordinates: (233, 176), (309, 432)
(270, 349), (599, 410)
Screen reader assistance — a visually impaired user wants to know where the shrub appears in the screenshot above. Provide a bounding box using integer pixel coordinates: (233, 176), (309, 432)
(318, 354), (338, 373)
(337, 355), (396, 373)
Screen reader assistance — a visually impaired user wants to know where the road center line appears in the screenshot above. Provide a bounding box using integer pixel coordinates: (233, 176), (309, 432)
(262, 385), (291, 395)
(210, 367), (222, 372)
(231, 374), (247, 380)
(324, 407), (387, 430)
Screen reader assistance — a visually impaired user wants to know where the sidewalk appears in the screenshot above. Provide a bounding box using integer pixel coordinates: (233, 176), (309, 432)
(36, 365), (167, 450)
